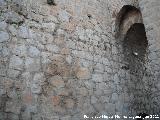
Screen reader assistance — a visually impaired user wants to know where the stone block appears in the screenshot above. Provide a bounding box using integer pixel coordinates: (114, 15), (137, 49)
(91, 96), (98, 104)
(64, 98), (75, 109)
(13, 44), (27, 57)
(7, 69), (20, 78)
(25, 57), (40, 72)
(46, 44), (60, 53)
(9, 55), (23, 70)
(92, 74), (103, 82)
(0, 21), (7, 31)
(76, 67), (91, 80)
(0, 31), (9, 42)
(28, 46), (40, 57)
(5, 101), (21, 114)
(59, 10), (71, 22)
(18, 26), (30, 39)
(49, 75), (65, 88)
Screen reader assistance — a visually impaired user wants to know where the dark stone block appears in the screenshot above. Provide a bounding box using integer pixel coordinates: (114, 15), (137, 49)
(47, 0), (56, 5)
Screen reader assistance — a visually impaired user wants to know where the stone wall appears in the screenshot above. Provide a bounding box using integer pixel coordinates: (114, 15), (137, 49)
(0, 0), (160, 120)
(139, 0), (160, 115)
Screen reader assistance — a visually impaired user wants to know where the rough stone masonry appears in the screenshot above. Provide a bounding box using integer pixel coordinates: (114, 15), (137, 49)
(0, 0), (160, 120)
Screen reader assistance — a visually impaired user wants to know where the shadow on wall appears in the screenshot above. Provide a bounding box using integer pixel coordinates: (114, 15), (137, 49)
(115, 5), (142, 38)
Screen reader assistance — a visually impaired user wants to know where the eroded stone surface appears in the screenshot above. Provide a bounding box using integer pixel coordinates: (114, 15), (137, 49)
(0, 0), (160, 119)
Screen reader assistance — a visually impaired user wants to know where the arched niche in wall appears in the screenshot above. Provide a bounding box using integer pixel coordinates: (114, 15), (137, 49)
(115, 5), (143, 38)
(116, 5), (148, 75)
(115, 5), (149, 114)
(123, 23), (148, 75)
(123, 22), (149, 113)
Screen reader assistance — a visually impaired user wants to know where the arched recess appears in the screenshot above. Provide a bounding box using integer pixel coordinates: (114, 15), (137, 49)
(115, 5), (148, 74)
(115, 5), (143, 38)
(123, 23), (148, 76)
(116, 5), (150, 114)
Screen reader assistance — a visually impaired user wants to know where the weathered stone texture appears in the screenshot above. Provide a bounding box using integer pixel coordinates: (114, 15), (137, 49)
(0, 0), (160, 119)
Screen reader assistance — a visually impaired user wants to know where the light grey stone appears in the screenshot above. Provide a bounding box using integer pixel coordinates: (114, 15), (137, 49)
(25, 57), (40, 72)
(8, 25), (17, 36)
(42, 33), (53, 44)
(22, 72), (32, 87)
(13, 44), (27, 57)
(28, 105), (38, 114)
(41, 51), (52, 64)
(105, 103), (116, 114)
(66, 39), (76, 49)
(43, 15), (59, 23)
(9, 55), (23, 70)
(92, 74), (103, 82)
(91, 96), (98, 104)
(94, 63), (104, 73)
(94, 24), (102, 33)
(57, 29), (65, 35)
(93, 103), (105, 112)
(0, 0), (6, 6)
(31, 82), (42, 94)
(0, 21), (7, 31)
(28, 46), (40, 57)
(113, 74), (120, 84)
(18, 26), (29, 39)
(2, 46), (10, 56)
(5, 11), (23, 24)
(102, 58), (110, 66)
(111, 93), (119, 103)
(66, 55), (72, 64)
(84, 81), (95, 89)
(46, 44), (60, 53)
(33, 73), (45, 85)
(0, 68), (6, 76)
(0, 31), (9, 42)
(42, 22), (56, 32)
(78, 87), (88, 96)
(7, 69), (20, 78)
(61, 116), (71, 120)
(59, 10), (71, 22)
(100, 96), (110, 103)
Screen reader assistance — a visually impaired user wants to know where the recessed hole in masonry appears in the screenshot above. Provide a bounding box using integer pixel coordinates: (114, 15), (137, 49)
(47, 0), (56, 5)
(123, 23), (148, 74)
(87, 14), (92, 19)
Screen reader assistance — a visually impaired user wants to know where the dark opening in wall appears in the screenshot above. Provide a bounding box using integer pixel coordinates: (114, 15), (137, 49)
(116, 5), (149, 114)
(115, 5), (148, 75)
(123, 23), (148, 75)
(47, 0), (56, 5)
(115, 5), (142, 38)
(87, 14), (92, 19)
